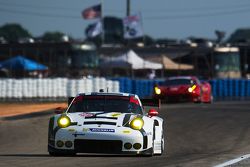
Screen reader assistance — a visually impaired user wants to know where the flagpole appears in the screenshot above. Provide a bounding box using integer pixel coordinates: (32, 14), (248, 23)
(126, 0), (130, 49)
(139, 12), (145, 46)
(101, 0), (105, 45)
(126, 0), (130, 17)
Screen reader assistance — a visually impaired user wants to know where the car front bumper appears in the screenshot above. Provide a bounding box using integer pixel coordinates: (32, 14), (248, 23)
(153, 92), (200, 102)
(48, 126), (152, 155)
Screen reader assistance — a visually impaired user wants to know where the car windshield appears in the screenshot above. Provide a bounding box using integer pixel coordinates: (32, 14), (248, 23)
(67, 95), (143, 115)
(163, 79), (194, 86)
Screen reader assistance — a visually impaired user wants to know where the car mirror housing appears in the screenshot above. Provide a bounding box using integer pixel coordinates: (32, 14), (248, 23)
(148, 108), (159, 117)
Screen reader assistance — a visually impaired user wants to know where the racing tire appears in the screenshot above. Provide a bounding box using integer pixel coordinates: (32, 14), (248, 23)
(142, 125), (155, 157)
(209, 95), (214, 104)
(160, 133), (165, 156)
(150, 124), (156, 156)
(151, 138), (155, 156)
(194, 97), (202, 103)
(203, 95), (213, 104)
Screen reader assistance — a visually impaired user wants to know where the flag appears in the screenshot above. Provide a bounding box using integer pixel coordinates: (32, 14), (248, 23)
(86, 20), (102, 37)
(82, 4), (101, 19)
(123, 14), (144, 39)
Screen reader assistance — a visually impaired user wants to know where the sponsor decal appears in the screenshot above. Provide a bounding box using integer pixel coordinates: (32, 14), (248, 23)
(89, 128), (115, 133)
(122, 130), (131, 134)
(72, 133), (85, 137)
(82, 128), (89, 132)
(79, 113), (94, 118)
(111, 113), (121, 117)
(68, 129), (76, 132)
(143, 132), (152, 136)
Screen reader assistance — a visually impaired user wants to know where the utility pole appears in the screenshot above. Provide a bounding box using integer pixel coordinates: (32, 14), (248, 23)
(126, 0), (130, 16)
(101, 0), (105, 45)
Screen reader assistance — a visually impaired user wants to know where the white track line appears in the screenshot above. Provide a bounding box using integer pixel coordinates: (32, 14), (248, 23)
(214, 154), (250, 167)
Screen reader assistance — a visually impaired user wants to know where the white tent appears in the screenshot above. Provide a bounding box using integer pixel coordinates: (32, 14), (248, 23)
(161, 56), (194, 70)
(146, 55), (194, 70)
(101, 50), (162, 70)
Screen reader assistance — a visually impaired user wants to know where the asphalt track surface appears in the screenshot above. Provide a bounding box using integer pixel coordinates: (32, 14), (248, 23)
(0, 101), (250, 167)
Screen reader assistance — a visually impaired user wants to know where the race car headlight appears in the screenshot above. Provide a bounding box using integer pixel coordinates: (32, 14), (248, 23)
(130, 117), (144, 130)
(188, 85), (197, 93)
(155, 87), (161, 95)
(57, 115), (71, 128)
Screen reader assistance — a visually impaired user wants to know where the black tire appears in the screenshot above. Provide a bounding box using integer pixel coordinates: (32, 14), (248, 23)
(142, 124), (155, 157)
(151, 137), (155, 156)
(160, 133), (165, 156)
(151, 124), (156, 156)
(209, 95), (214, 104)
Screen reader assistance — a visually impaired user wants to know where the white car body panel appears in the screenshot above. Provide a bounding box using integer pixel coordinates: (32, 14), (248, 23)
(48, 92), (164, 156)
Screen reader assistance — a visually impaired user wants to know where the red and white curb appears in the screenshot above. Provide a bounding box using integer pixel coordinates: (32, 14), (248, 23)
(214, 154), (250, 167)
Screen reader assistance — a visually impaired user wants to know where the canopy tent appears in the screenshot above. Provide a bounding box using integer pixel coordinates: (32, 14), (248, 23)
(162, 56), (194, 70)
(146, 55), (193, 70)
(100, 50), (163, 70)
(100, 59), (132, 69)
(0, 56), (48, 71)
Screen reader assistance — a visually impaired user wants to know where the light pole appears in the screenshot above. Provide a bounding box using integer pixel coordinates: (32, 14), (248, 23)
(126, 0), (130, 16)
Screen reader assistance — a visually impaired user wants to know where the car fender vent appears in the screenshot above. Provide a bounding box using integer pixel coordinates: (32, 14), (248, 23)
(84, 117), (118, 120)
(83, 121), (116, 126)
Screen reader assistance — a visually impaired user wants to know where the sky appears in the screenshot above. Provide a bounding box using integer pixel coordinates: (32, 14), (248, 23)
(0, 0), (250, 40)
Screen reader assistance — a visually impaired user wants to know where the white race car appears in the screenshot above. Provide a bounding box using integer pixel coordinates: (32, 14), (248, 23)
(48, 91), (164, 156)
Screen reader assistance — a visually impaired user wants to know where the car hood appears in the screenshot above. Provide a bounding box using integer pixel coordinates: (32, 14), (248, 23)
(66, 112), (137, 127)
(159, 84), (190, 94)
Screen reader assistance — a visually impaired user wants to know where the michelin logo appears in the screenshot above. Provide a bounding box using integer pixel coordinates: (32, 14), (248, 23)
(90, 128), (115, 133)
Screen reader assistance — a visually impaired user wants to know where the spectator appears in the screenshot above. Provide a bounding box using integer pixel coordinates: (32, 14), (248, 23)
(148, 70), (156, 79)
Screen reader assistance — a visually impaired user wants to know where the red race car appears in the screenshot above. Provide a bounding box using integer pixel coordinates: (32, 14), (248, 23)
(153, 76), (212, 103)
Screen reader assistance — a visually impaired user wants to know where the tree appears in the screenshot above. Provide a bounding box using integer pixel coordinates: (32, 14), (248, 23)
(155, 38), (179, 46)
(228, 28), (250, 43)
(41, 31), (68, 42)
(0, 23), (32, 42)
(143, 35), (155, 46)
(215, 30), (226, 44)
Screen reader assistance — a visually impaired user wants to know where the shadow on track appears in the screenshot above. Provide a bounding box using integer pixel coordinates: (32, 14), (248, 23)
(0, 154), (50, 157)
(0, 110), (53, 121)
(0, 153), (153, 158)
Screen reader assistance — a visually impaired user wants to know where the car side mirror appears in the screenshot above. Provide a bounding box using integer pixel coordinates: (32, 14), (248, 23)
(54, 107), (65, 114)
(148, 108), (159, 117)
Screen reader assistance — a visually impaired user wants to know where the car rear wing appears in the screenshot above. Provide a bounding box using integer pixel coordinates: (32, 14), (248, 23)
(140, 98), (161, 108)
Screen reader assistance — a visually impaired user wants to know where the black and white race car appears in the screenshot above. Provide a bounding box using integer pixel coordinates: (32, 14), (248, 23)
(48, 91), (164, 156)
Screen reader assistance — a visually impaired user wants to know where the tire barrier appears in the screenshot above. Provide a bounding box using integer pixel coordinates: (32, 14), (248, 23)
(0, 78), (119, 100)
(115, 77), (133, 93)
(112, 78), (163, 98)
(1, 77), (249, 100)
(113, 77), (250, 99)
(209, 79), (250, 99)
